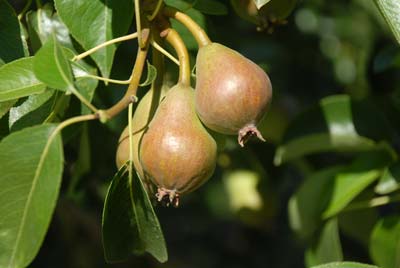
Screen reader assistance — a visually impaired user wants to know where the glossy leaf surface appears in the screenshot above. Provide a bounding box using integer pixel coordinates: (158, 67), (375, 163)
(26, 3), (75, 52)
(311, 262), (379, 268)
(322, 150), (391, 218)
(0, 124), (63, 268)
(33, 35), (74, 91)
(8, 90), (55, 131)
(289, 166), (345, 238)
(54, 0), (134, 78)
(102, 164), (167, 263)
(305, 219), (343, 267)
(0, 57), (46, 101)
(370, 216), (400, 268)
(275, 95), (392, 165)
(374, 0), (400, 45)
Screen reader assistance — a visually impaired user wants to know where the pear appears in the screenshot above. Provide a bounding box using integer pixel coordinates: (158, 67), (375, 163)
(195, 43), (272, 146)
(139, 84), (217, 206)
(116, 85), (169, 193)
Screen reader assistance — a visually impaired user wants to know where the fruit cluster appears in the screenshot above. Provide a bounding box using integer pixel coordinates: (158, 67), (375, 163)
(116, 6), (272, 207)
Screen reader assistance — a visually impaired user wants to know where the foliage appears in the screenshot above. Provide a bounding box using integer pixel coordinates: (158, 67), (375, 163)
(0, 0), (400, 267)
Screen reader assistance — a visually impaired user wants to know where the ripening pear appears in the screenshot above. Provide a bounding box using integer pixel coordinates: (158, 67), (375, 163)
(195, 43), (272, 146)
(140, 83), (217, 207)
(116, 85), (169, 192)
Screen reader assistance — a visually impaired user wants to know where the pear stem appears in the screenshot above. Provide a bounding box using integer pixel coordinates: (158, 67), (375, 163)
(143, 30), (167, 122)
(151, 30), (166, 89)
(18, 0), (32, 20)
(163, 6), (211, 48)
(161, 27), (191, 86)
(147, 0), (164, 21)
(104, 28), (150, 119)
(82, 74), (131, 85)
(135, 0), (145, 48)
(151, 39), (180, 66)
(72, 32), (138, 62)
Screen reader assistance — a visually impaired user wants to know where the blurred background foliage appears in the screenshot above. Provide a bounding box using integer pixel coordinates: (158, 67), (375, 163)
(5, 0), (400, 267)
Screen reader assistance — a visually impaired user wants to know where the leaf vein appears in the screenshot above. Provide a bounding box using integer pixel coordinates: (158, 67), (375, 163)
(7, 127), (56, 267)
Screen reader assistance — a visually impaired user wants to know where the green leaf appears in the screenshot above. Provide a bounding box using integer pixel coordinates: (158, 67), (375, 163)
(64, 48), (99, 114)
(139, 61), (157, 87)
(305, 218), (343, 267)
(33, 34), (74, 91)
(374, 0), (400, 45)
(275, 133), (375, 165)
(253, 0), (271, 9)
(0, 0), (25, 63)
(26, 3), (75, 53)
(289, 166), (345, 238)
(102, 164), (167, 263)
(8, 90), (56, 132)
(0, 100), (17, 120)
(193, 0), (228, 15)
(32, 20), (98, 115)
(75, 76), (98, 114)
(0, 57), (47, 101)
(339, 209), (378, 247)
(54, 0), (134, 78)
(0, 49), (96, 103)
(310, 262), (379, 268)
(0, 124), (64, 268)
(47, 94), (70, 121)
(370, 216), (400, 268)
(102, 165), (142, 261)
(18, 21), (30, 58)
(131, 167), (168, 262)
(375, 162), (400, 195)
(275, 95), (392, 165)
(320, 96), (371, 145)
(323, 150), (391, 218)
(164, 0), (195, 11)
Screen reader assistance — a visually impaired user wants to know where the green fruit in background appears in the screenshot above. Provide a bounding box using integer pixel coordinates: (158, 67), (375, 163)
(116, 85), (169, 192)
(231, 0), (297, 31)
(140, 84), (217, 207)
(195, 43), (272, 147)
(231, 0), (260, 25)
(263, 0), (297, 20)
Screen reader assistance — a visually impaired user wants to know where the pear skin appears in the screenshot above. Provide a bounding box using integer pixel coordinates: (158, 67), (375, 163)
(195, 43), (272, 146)
(140, 84), (217, 206)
